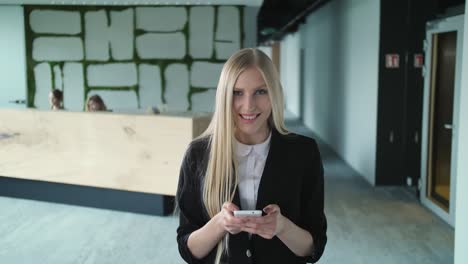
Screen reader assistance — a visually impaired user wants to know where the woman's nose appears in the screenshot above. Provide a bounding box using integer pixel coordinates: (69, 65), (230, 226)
(243, 95), (256, 111)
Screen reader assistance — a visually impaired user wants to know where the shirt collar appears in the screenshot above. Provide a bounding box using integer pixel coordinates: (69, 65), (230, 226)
(234, 131), (272, 158)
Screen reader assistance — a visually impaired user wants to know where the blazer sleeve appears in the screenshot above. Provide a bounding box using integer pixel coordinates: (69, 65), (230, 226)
(298, 139), (327, 263)
(175, 143), (207, 264)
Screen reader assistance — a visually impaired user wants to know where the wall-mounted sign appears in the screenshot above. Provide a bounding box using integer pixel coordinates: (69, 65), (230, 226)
(385, 54), (400, 68)
(414, 54), (424, 68)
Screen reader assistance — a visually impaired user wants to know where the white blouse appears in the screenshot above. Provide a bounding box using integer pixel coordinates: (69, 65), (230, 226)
(234, 132), (271, 210)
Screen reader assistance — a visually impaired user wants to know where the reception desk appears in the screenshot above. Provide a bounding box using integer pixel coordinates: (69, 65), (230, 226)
(0, 109), (211, 215)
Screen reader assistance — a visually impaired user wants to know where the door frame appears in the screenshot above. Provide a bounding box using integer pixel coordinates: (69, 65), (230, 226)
(421, 15), (464, 227)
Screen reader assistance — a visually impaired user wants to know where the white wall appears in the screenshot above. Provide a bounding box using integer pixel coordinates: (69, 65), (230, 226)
(299, 0), (380, 185)
(280, 32), (301, 118)
(0, 7), (27, 109)
(257, 46), (272, 58)
(454, 7), (468, 264)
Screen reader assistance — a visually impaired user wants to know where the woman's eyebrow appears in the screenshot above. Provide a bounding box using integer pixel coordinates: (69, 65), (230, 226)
(233, 84), (267, 90)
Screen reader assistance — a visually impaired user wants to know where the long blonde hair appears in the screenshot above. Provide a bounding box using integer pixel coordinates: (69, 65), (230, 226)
(200, 48), (288, 263)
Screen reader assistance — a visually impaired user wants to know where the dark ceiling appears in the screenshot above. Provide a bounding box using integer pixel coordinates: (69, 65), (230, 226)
(257, 0), (330, 44)
(257, 0), (466, 45)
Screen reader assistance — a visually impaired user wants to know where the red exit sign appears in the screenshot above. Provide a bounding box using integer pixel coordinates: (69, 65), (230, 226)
(385, 54), (400, 69)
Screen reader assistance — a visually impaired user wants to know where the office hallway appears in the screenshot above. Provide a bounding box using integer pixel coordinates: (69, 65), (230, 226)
(288, 120), (454, 264)
(0, 121), (453, 264)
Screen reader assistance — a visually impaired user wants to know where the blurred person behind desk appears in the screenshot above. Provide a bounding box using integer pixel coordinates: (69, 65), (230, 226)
(49, 89), (64, 110)
(86, 94), (107, 112)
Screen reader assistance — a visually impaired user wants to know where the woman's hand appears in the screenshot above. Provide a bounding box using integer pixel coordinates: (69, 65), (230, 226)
(241, 204), (286, 239)
(216, 202), (246, 235)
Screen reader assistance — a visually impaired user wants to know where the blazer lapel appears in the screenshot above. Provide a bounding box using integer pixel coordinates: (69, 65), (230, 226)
(233, 187), (242, 209)
(255, 129), (281, 211)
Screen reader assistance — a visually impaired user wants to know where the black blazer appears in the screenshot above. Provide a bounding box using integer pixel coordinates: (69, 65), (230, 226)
(176, 129), (327, 264)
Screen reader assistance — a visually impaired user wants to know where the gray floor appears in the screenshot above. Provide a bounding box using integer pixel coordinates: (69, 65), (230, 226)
(0, 121), (454, 264)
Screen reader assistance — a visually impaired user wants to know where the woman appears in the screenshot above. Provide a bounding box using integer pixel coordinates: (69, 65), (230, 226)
(86, 94), (107, 112)
(176, 48), (327, 264)
(49, 89), (64, 110)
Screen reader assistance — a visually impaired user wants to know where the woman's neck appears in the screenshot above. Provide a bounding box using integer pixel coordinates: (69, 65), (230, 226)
(235, 127), (271, 145)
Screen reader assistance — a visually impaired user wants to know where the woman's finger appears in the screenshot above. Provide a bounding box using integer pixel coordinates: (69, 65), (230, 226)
(223, 202), (239, 212)
(243, 223), (272, 233)
(225, 224), (243, 230)
(241, 226), (259, 234)
(223, 209), (244, 225)
(245, 215), (274, 224)
(263, 204), (279, 214)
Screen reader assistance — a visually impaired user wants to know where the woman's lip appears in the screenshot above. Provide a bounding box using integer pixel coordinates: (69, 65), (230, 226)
(239, 113), (260, 122)
(240, 113), (260, 117)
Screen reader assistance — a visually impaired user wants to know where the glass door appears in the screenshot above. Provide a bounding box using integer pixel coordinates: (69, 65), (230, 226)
(421, 15), (464, 226)
(426, 31), (456, 211)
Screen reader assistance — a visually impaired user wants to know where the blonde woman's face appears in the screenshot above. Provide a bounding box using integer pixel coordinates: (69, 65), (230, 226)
(232, 67), (272, 144)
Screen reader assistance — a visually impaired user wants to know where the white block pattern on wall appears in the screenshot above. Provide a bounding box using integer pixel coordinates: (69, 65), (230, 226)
(190, 62), (223, 88)
(139, 64), (163, 109)
(85, 9), (134, 61)
(191, 89), (216, 112)
(242, 6), (258, 49)
(53, 65), (63, 90)
(215, 6), (240, 59)
(30, 10), (81, 34)
(189, 6), (214, 59)
(33, 37), (83, 61)
(136, 7), (187, 32)
(108, 9), (134, 60)
(63, 63), (84, 111)
(87, 63), (138, 87)
(85, 10), (108, 61)
(136, 33), (186, 59)
(28, 6), (247, 111)
(86, 90), (139, 110)
(165, 64), (189, 112)
(34, 62), (52, 109)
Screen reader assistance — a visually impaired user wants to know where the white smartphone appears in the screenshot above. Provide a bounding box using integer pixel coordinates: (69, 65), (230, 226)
(233, 210), (262, 217)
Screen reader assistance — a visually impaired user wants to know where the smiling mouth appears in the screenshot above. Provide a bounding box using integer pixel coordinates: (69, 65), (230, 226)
(240, 113), (261, 120)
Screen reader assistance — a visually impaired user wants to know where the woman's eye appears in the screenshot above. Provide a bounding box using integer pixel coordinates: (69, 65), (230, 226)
(233, 90), (243, 96)
(255, 89), (268, 95)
